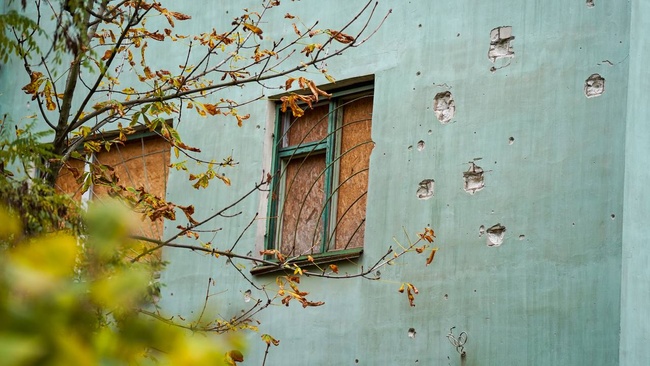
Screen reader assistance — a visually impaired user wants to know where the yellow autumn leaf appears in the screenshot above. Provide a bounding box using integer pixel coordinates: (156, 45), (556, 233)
(243, 23), (263, 38)
(44, 80), (56, 111)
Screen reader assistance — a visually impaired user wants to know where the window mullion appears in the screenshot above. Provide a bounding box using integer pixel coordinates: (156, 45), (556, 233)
(266, 106), (285, 251)
(322, 100), (338, 253)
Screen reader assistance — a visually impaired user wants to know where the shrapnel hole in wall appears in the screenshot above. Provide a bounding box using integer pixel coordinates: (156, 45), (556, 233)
(486, 223), (506, 246)
(416, 179), (435, 200)
(584, 74), (605, 98)
(433, 91), (455, 124)
(463, 162), (484, 194)
(488, 26), (515, 63)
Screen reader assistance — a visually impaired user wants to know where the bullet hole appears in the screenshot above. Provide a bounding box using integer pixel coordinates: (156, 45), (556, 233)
(457, 33), (460, 37)
(611, 214), (616, 220)
(585, 74), (605, 98)
(587, 0), (594, 7)
(375, 270), (381, 278)
(355, 359), (359, 364)
(244, 289), (252, 303)
(408, 145), (413, 151)
(417, 140), (425, 151)
(463, 162), (484, 194)
(518, 234), (525, 240)
(428, 130), (433, 135)
(416, 71), (421, 76)
(444, 294), (449, 300)
(488, 26), (515, 63)
(478, 225), (486, 237)
(418, 24), (422, 28)
(508, 136), (515, 145)
(408, 328), (417, 338)
(417, 179), (435, 200)
(486, 223), (506, 246)
(433, 91), (455, 124)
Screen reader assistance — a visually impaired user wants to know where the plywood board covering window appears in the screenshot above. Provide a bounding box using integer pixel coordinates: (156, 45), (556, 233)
(56, 134), (170, 241)
(333, 97), (372, 250)
(94, 136), (170, 240)
(280, 153), (326, 255)
(269, 84), (373, 257)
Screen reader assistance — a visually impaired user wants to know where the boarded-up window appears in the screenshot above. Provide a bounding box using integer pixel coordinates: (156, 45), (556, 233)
(270, 86), (373, 256)
(55, 134), (171, 241)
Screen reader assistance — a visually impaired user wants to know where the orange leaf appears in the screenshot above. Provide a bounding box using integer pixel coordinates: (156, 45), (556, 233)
(203, 103), (220, 115)
(426, 247), (438, 266)
(328, 29), (354, 44)
(292, 23), (301, 36)
(285, 77), (295, 91)
(170, 11), (191, 21)
(101, 49), (113, 61)
(284, 13), (295, 19)
(329, 264), (339, 274)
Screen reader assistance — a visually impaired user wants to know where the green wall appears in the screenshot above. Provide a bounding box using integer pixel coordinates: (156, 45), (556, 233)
(0, 0), (642, 364)
(620, 0), (650, 364)
(159, 1), (631, 364)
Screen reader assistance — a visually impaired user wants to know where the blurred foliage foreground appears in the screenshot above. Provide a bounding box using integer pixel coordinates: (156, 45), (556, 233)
(0, 203), (243, 366)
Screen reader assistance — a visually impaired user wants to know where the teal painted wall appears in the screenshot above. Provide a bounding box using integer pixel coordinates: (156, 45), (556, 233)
(0, 0), (642, 365)
(158, 1), (631, 365)
(620, 0), (650, 364)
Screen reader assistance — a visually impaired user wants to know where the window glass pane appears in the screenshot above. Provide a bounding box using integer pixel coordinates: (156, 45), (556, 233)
(280, 154), (326, 256)
(284, 104), (329, 147)
(333, 96), (373, 250)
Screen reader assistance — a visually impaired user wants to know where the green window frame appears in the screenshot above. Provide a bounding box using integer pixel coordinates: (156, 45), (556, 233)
(266, 83), (374, 258)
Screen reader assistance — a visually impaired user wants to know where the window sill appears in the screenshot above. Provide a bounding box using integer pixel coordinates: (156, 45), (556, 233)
(250, 247), (363, 276)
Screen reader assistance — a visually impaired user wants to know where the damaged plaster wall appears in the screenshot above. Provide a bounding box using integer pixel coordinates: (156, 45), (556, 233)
(141, 1), (632, 365)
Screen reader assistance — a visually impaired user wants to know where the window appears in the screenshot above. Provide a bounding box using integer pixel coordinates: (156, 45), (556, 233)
(56, 129), (171, 241)
(267, 83), (374, 257)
